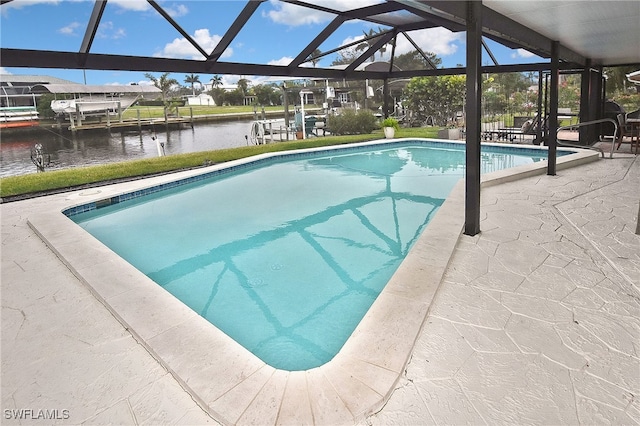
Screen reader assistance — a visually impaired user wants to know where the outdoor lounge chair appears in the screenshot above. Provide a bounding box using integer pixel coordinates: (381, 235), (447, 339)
(615, 110), (640, 154)
(482, 114), (541, 143)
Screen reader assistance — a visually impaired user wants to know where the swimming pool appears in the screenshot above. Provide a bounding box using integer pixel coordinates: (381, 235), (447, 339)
(66, 140), (566, 371)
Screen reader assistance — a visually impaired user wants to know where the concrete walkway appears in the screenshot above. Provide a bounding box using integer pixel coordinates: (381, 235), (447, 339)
(2, 148), (638, 425)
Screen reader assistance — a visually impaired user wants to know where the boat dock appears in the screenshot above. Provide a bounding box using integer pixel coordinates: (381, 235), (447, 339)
(57, 116), (194, 133)
(49, 107), (323, 134)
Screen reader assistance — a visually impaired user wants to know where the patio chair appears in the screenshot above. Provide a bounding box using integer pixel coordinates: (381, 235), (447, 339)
(523, 114), (548, 145)
(615, 111), (639, 154)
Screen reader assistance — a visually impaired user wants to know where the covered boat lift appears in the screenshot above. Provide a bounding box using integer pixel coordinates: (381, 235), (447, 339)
(29, 83), (161, 128)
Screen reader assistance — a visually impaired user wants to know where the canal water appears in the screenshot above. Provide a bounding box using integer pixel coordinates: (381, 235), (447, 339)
(0, 119), (259, 178)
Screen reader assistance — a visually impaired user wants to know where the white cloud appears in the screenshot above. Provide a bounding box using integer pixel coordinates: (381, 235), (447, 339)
(97, 21), (127, 39)
(112, 27), (127, 39)
(396, 28), (463, 57)
(267, 57), (293, 66)
(155, 28), (229, 60)
(1, 0), (59, 14)
(58, 21), (81, 36)
(108, 0), (150, 12)
(341, 34), (366, 47)
(263, 1), (333, 26)
(0, 67), (12, 75)
(512, 48), (536, 59)
(335, 27), (462, 64)
(263, 0), (382, 26)
(165, 4), (188, 18)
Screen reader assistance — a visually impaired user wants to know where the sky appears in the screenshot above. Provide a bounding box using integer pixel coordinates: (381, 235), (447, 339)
(0, 0), (544, 88)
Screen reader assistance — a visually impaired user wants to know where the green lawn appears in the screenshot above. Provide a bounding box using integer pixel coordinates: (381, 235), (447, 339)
(0, 127), (439, 199)
(123, 105), (300, 120)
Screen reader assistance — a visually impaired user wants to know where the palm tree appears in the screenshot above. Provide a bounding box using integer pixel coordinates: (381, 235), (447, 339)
(145, 72), (179, 117)
(236, 78), (250, 97)
(356, 27), (383, 62)
(210, 75), (223, 89)
(356, 27), (395, 63)
(145, 72), (179, 101)
(184, 73), (201, 96)
(307, 49), (322, 67)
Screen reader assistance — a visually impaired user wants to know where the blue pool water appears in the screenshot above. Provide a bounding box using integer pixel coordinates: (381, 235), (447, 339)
(69, 141), (560, 370)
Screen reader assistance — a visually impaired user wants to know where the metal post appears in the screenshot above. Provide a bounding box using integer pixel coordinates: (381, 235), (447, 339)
(464, 0), (482, 236)
(300, 92), (306, 139)
(282, 84), (289, 140)
(579, 59), (592, 144)
(536, 70), (543, 145)
(76, 103), (82, 127)
(548, 40), (559, 176)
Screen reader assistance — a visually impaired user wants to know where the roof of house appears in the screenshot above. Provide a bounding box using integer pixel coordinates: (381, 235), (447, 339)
(0, 74), (77, 86)
(29, 83), (161, 95)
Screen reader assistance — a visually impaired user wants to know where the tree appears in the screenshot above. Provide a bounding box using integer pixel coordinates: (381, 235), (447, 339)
(36, 93), (55, 119)
(144, 72), (179, 116)
(144, 72), (179, 101)
(236, 78), (250, 97)
(605, 65), (638, 93)
(184, 73), (201, 96)
(404, 75), (466, 126)
(253, 84), (279, 106)
(558, 74), (581, 111)
(492, 72), (529, 111)
(210, 75), (223, 89)
(331, 48), (360, 66)
(225, 89), (244, 106)
(307, 49), (322, 67)
(394, 50), (441, 71)
(356, 27), (389, 63)
(332, 27), (394, 66)
(208, 87), (226, 106)
(483, 89), (507, 119)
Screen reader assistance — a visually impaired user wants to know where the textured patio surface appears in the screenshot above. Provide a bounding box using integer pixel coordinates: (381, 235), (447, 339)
(2, 147), (638, 425)
(367, 151), (639, 425)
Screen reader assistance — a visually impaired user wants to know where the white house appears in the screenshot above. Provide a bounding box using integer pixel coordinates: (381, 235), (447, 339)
(186, 93), (215, 106)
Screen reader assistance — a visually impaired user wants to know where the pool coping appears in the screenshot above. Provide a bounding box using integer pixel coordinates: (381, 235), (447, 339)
(26, 139), (599, 425)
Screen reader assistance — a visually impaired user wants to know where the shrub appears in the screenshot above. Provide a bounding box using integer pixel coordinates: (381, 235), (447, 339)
(36, 93), (56, 119)
(326, 109), (377, 135)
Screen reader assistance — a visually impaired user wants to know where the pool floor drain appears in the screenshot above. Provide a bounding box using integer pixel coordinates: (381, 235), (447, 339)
(247, 278), (266, 288)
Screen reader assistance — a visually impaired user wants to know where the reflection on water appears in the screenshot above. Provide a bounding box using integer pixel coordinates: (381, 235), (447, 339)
(70, 144), (551, 370)
(72, 146), (451, 370)
(0, 120), (255, 177)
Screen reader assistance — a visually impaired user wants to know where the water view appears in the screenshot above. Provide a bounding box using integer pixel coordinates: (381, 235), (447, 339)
(0, 119), (257, 177)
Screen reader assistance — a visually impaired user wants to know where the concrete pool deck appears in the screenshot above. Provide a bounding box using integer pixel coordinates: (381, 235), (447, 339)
(2, 141), (638, 425)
